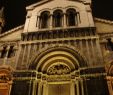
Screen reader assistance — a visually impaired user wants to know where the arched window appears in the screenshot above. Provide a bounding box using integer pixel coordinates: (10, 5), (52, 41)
(66, 9), (77, 26)
(40, 11), (50, 29)
(1, 46), (7, 58)
(8, 46), (15, 58)
(53, 10), (63, 27)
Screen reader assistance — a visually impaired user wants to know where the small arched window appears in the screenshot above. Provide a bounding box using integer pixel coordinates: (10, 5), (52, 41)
(8, 46), (15, 58)
(1, 46), (7, 58)
(66, 9), (77, 26)
(53, 10), (63, 27)
(40, 11), (50, 29)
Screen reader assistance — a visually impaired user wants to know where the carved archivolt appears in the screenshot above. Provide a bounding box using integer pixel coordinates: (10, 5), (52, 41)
(47, 63), (70, 75)
(29, 45), (87, 74)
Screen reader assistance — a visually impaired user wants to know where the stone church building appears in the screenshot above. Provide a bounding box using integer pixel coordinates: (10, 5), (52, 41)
(0, 0), (113, 95)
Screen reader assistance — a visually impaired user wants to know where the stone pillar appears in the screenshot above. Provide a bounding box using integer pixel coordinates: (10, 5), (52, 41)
(32, 80), (37, 95)
(90, 39), (95, 65)
(63, 13), (66, 28)
(79, 40), (83, 53)
(80, 79), (84, 95)
(86, 39), (91, 65)
(71, 82), (75, 95)
(36, 16), (40, 30)
(21, 45), (27, 65)
(15, 44), (22, 68)
(76, 80), (80, 95)
(50, 14), (53, 29)
(96, 38), (103, 64)
(28, 80), (32, 95)
(38, 82), (43, 95)
(27, 44), (31, 65)
(77, 12), (80, 25)
(43, 83), (48, 95)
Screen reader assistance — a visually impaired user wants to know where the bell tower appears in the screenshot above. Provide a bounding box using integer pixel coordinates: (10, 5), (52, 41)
(0, 7), (5, 34)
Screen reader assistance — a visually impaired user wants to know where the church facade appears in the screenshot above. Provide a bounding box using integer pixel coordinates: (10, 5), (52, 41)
(0, 0), (113, 95)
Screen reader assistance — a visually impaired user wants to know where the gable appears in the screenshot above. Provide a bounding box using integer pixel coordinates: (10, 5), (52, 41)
(27, 0), (86, 11)
(0, 25), (24, 41)
(28, 0), (87, 15)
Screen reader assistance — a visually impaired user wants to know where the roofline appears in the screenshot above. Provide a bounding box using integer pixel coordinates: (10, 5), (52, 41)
(94, 17), (113, 25)
(26, 0), (52, 10)
(0, 25), (24, 38)
(26, 0), (91, 10)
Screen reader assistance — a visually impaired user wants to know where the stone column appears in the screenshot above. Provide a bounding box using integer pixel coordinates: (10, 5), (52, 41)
(79, 40), (83, 54)
(96, 38), (103, 64)
(28, 80), (32, 95)
(43, 83), (48, 95)
(76, 80), (80, 95)
(90, 39), (95, 65)
(38, 82), (43, 95)
(49, 14), (53, 29)
(80, 79), (84, 95)
(36, 16), (40, 30)
(77, 12), (80, 25)
(71, 82), (75, 95)
(63, 13), (66, 28)
(21, 45), (27, 65)
(27, 44), (31, 65)
(15, 44), (23, 68)
(86, 39), (91, 65)
(32, 80), (37, 95)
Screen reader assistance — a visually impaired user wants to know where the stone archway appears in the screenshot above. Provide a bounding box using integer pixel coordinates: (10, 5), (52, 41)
(28, 46), (87, 95)
(0, 66), (13, 95)
(29, 45), (88, 71)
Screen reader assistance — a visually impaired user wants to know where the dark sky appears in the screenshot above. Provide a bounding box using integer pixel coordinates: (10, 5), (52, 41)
(0, 0), (113, 32)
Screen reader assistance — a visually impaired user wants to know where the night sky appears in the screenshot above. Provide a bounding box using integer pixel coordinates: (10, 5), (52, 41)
(0, 0), (113, 32)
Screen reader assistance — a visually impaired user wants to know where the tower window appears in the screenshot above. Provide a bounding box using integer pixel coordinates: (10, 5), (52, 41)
(66, 9), (77, 26)
(1, 46), (7, 58)
(53, 10), (63, 27)
(8, 46), (15, 58)
(40, 11), (50, 29)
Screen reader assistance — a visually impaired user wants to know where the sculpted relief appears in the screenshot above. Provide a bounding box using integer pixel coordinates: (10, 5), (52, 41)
(47, 63), (70, 75)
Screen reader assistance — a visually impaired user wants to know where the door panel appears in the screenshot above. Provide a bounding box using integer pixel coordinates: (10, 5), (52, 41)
(48, 84), (70, 95)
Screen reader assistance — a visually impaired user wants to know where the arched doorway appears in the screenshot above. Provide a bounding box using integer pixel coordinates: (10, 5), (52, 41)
(29, 46), (87, 95)
(0, 66), (13, 95)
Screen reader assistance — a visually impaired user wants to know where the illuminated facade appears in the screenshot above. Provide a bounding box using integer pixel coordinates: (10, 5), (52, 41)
(0, 0), (113, 95)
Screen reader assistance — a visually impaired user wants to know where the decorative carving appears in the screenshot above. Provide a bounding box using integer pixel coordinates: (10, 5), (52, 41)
(47, 64), (70, 75)
(0, 74), (11, 82)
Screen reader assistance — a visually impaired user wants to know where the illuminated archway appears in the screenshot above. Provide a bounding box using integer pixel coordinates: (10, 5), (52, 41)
(29, 46), (87, 74)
